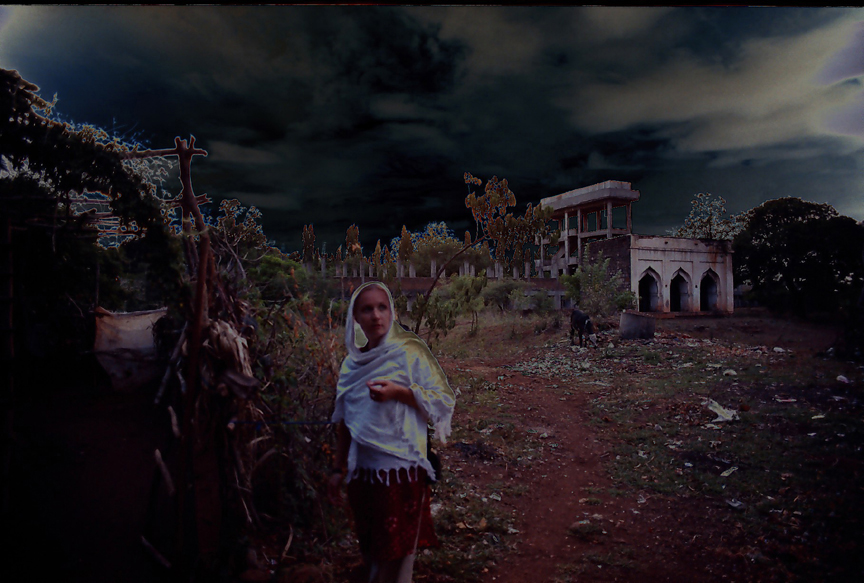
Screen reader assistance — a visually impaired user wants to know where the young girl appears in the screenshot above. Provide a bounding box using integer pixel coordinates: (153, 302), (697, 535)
(329, 282), (455, 583)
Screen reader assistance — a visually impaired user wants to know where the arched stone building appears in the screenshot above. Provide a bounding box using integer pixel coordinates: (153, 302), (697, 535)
(537, 181), (734, 314)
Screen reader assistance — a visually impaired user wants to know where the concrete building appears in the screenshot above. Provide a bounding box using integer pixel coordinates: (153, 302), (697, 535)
(537, 181), (734, 315)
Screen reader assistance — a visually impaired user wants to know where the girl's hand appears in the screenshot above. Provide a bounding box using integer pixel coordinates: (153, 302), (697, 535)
(367, 379), (406, 403)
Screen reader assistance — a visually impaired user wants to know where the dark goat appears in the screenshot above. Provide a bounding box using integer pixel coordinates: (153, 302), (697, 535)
(570, 308), (598, 347)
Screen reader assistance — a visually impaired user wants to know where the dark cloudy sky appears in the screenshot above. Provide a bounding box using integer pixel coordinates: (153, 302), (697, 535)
(2, 5), (864, 252)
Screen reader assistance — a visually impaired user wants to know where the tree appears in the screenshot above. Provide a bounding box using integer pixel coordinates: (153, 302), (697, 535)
(301, 224), (316, 264)
(733, 197), (864, 315)
(481, 279), (531, 314)
(396, 225), (414, 269)
(410, 221), (463, 277)
(345, 223), (362, 274)
(410, 173), (552, 334)
(560, 250), (635, 318)
(0, 68), (182, 353)
(669, 192), (750, 240)
(447, 274), (487, 334)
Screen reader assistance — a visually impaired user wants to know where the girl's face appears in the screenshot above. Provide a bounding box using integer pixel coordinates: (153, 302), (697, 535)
(354, 287), (392, 349)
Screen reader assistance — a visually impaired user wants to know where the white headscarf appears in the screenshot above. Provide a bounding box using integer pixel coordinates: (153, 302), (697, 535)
(332, 282), (455, 482)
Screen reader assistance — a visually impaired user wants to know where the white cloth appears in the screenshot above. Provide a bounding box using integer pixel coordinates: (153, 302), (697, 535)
(332, 282), (455, 484)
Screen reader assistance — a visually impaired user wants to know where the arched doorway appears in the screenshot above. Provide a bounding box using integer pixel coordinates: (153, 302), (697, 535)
(700, 270), (719, 311)
(638, 270), (661, 312)
(670, 272), (690, 312)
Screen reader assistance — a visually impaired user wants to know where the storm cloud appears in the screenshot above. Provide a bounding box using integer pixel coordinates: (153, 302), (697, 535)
(2, 6), (863, 251)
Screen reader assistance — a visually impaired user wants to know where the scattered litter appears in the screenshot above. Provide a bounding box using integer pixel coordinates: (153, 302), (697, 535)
(637, 494), (647, 504)
(707, 364), (722, 369)
(507, 527), (520, 534)
(773, 347), (786, 353)
(489, 493), (502, 502)
(726, 499), (745, 510)
(723, 369), (737, 376)
(720, 466), (739, 477)
(774, 396), (797, 403)
(684, 462), (693, 468)
(704, 398), (740, 422)
(678, 363), (694, 369)
(837, 375), (850, 384)
(704, 423), (723, 430)
(812, 414), (825, 420)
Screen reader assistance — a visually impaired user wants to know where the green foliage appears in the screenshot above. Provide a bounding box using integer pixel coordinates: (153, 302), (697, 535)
(669, 192), (750, 240)
(482, 279), (532, 313)
(733, 197), (864, 315)
(1, 68), (184, 356)
(408, 289), (457, 343)
(246, 253), (307, 303)
(447, 275), (488, 334)
(560, 251), (635, 317)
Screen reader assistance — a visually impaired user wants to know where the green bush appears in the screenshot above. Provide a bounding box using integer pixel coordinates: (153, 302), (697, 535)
(560, 251), (635, 317)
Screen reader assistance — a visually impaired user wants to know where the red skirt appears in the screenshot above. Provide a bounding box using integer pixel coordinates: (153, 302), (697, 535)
(346, 467), (439, 562)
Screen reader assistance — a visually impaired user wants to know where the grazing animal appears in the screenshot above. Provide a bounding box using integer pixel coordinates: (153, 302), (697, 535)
(570, 308), (598, 347)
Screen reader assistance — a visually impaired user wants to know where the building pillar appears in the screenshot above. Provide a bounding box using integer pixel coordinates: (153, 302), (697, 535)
(577, 208), (583, 265)
(607, 200), (613, 238)
(627, 203), (632, 233)
(430, 259), (437, 278)
(564, 211), (570, 267)
(525, 261), (531, 281)
(409, 264), (416, 278)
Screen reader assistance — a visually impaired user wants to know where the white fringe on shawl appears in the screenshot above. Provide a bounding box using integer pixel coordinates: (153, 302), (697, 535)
(332, 282), (456, 484)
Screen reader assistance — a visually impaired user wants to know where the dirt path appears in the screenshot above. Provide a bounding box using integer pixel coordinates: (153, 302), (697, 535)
(429, 311), (860, 583)
(440, 355), (721, 583)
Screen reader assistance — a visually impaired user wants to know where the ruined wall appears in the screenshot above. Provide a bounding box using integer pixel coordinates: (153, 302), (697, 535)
(586, 235), (633, 290)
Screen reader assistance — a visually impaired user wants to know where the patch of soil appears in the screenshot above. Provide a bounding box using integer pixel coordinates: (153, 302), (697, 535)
(439, 356), (736, 583)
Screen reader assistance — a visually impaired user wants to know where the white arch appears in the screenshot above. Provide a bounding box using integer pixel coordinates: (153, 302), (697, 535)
(699, 268), (720, 311)
(638, 267), (662, 312)
(670, 268), (693, 312)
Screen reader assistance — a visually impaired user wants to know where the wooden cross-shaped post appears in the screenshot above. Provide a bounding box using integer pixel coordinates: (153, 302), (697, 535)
(126, 136), (212, 570)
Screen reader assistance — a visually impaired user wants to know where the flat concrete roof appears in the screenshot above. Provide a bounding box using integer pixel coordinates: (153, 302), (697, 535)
(540, 180), (640, 212)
